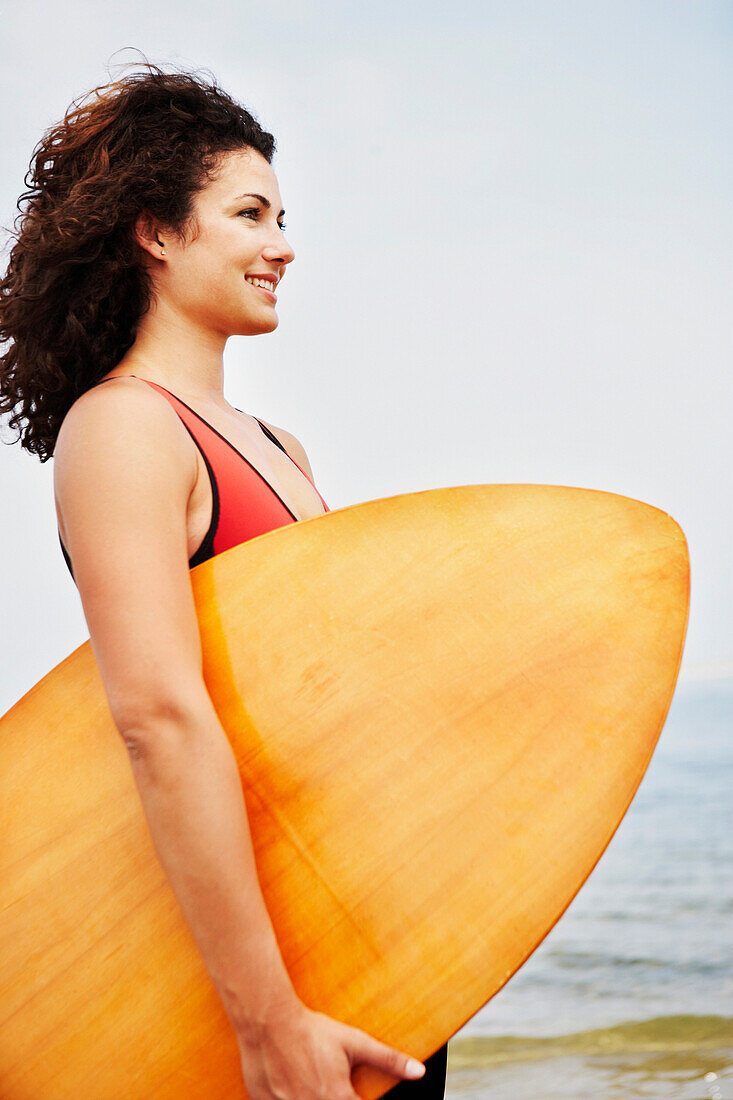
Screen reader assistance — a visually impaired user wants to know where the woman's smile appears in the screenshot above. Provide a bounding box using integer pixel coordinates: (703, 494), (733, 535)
(244, 273), (277, 303)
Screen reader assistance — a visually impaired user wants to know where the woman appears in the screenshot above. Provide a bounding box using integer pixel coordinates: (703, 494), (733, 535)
(0, 63), (449, 1099)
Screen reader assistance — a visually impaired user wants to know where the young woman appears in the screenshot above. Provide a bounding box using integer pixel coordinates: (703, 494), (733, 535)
(0, 63), (449, 1099)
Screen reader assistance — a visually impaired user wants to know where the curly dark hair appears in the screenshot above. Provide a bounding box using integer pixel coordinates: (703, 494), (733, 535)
(0, 57), (276, 461)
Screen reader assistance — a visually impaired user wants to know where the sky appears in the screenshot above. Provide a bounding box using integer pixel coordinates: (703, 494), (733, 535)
(0, 0), (731, 711)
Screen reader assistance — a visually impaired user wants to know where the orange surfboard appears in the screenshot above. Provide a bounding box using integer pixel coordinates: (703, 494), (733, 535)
(0, 485), (689, 1099)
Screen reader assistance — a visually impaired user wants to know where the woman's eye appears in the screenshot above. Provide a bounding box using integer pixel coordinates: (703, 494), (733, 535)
(238, 208), (287, 231)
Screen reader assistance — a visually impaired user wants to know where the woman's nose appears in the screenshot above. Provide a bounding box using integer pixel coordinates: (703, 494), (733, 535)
(263, 231), (295, 266)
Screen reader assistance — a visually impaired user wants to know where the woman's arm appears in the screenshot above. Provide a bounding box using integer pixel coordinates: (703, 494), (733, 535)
(53, 381), (425, 1098)
(54, 382), (296, 1032)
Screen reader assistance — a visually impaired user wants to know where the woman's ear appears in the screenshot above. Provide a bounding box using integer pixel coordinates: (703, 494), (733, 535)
(133, 211), (167, 262)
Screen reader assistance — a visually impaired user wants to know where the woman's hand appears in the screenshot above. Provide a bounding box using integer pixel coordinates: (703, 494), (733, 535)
(237, 998), (426, 1100)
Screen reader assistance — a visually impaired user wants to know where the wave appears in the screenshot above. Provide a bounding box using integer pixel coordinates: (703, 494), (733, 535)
(448, 1015), (733, 1067)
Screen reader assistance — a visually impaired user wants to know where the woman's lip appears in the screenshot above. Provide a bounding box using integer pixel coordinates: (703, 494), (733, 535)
(246, 280), (277, 302)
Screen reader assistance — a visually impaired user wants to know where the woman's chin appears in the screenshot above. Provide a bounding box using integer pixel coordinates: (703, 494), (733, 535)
(234, 313), (279, 336)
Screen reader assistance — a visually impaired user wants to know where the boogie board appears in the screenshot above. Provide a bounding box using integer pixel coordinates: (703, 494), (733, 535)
(0, 484), (689, 1099)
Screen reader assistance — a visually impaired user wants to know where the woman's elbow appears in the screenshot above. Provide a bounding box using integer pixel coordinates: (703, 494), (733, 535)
(109, 681), (214, 760)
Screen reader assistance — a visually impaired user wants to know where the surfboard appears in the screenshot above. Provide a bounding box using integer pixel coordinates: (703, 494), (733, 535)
(0, 484), (689, 1099)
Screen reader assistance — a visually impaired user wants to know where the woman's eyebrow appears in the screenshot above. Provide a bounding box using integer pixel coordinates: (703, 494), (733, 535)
(233, 192), (285, 217)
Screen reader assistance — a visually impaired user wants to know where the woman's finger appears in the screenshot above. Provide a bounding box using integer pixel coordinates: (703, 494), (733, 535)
(344, 1027), (425, 1082)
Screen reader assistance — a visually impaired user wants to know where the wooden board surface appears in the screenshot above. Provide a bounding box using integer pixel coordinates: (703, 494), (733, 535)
(0, 484), (689, 1099)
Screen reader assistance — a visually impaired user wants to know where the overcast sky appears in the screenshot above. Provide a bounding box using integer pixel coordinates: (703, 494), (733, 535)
(1, 1), (731, 711)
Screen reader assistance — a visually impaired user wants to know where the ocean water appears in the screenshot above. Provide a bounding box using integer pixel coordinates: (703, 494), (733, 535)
(444, 679), (733, 1099)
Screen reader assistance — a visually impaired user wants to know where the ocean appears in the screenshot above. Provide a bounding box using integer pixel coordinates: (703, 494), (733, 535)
(444, 679), (733, 1099)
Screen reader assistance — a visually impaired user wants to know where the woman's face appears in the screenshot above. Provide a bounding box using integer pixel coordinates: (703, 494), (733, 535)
(153, 147), (295, 337)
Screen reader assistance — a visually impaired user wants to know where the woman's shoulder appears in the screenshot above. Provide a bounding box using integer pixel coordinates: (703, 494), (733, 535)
(256, 416), (315, 481)
(56, 376), (189, 460)
(54, 376), (198, 508)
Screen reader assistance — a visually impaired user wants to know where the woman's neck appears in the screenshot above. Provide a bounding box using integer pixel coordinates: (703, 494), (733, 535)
(114, 299), (230, 405)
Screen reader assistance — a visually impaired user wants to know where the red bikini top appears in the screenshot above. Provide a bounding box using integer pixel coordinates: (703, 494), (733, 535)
(59, 376), (329, 582)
